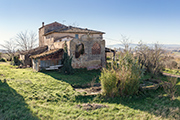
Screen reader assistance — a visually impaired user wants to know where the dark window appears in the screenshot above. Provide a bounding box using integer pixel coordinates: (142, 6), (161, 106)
(75, 34), (79, 39)
(75, 43), (84, 58)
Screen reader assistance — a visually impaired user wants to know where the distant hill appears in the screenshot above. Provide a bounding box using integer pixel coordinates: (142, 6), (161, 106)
(0, 49), (7, 53)
(106, 44), (180, 51)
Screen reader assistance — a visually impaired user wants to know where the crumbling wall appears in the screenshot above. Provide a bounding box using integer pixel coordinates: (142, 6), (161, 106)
(69, 35), (105, 70)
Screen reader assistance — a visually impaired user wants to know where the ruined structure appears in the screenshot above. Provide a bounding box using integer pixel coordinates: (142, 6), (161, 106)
(19, 46), (48, 66)
(31, 21), (106, 71)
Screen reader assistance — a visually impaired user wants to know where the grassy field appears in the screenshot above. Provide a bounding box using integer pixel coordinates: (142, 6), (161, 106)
(164, 68), (180, 76)
(172, 52), (180, 57)
(42, 69), (101, 88)
(0, 63), (180, 119)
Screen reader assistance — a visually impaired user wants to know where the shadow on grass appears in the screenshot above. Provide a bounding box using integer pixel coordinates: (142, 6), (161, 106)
(41, 68), (101, 88)
(0, 80), (39, 120)
(74, 88), (180, 119)
(42, 69), (180, 119)
(74, 77), (180, 119)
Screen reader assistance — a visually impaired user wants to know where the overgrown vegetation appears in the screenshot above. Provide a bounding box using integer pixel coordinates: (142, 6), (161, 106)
(1, 37), (180, 119)
(136, 42), (165, 77)
(162, 77), (177, 100)
(164, 68), (180, 76)
(100, 51), (144, 97)
(11, 56), (22, 66)
(0, 58), (6, 62)
(61, 41), (74, 74)
(0, 63), (180, 119)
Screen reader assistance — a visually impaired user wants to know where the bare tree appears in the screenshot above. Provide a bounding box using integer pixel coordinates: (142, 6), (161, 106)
(120, 35), (131, 52)
(136, 41), (166, 77)
(0, 39), (16, 60)
(15, 31), (37, 51)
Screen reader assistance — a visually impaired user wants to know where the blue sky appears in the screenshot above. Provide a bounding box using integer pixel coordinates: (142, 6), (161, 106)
(0, 0), (180, 49)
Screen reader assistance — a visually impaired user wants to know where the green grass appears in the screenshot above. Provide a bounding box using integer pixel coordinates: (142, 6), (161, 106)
(42, 68), (101, 88)
(0, 63), (180, 119)
(173, 52), (180, 56)
(164, 68), (180, 76)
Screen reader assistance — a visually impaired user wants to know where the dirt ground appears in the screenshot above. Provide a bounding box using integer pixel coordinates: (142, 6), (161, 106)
(75, 86), (101, 95)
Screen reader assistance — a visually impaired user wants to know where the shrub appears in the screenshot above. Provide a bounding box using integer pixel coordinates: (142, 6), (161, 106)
(106, 56), (111, 60)
(11, 56), (22, 66)
(165, 60), (178, 69)
(100, 69), (118, 97)
(136, 42), (165, 77)
(171, 61), (178, 69)
(162, 77), (177, 100)
(100, 51), (144, 97)
(0, 58), (7, 62)
(61, 41), (74, 75)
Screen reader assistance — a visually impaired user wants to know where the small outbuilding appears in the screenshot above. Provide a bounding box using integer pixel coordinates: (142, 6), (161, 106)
(30, 48), (64, 71)
(19, 46), (48, 67)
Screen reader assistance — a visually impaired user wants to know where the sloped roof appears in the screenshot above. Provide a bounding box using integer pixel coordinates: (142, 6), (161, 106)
(105, 47), (116, 53)
(39, 21), (67, 30)
(20, 46), (48, 55)
(30, 48), (63, 59)
(41, 21), (105, 36)
(44, 26), (105, 36)
(54, 35), (74, 42)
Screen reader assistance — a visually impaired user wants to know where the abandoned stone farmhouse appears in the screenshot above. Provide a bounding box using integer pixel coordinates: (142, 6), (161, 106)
(20, 21), (107, 71)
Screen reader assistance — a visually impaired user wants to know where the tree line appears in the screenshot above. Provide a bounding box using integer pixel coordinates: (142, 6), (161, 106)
(0, 31), (37, 60)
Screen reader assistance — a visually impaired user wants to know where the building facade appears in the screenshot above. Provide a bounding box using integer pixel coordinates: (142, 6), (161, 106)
(31, 21), (106, 71)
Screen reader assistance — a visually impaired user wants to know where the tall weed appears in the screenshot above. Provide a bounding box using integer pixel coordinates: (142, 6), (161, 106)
(100, 69), (118, 97)
(100, 51), (144, 97)
(162, 77), (177, 100)
(136, 42), (165, 77)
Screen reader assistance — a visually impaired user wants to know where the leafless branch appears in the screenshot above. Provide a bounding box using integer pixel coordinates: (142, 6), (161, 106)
(15, 31), (37, 51)
(120, 35), (131, 52)
(0, 39), (16, 58)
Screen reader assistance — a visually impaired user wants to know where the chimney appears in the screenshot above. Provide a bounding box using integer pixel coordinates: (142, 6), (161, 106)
(69, 26), (72, 29)
(42, 22), (44, 27)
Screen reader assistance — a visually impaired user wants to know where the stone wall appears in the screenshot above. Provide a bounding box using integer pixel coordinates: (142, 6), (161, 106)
(39, 27), (45, 47)
(39, 27), (102, 48)
(32, 59), (40, 71)
(38, 23), (105, 70)
(69, 35), (105, 70)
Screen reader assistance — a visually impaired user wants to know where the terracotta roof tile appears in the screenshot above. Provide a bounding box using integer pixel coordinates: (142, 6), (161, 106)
(30, 48), (63, 59)
(42, 22), (105, 36)
(20, 46), (48, 55)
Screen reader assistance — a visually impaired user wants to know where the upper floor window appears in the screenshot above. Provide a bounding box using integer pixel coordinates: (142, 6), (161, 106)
(75, 34), (79, 39)
(75, 43), (84, 58)
(99, 34), (102, 39)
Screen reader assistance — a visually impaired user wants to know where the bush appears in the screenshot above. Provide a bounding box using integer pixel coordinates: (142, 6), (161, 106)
(61, 41), (74, 75)
(106, 56), (111, 60)
(11, 56), (22, 66)
(136, 42), (165, 77)
(165, 60), (178, 69)
(100, 51), (144, 97)
(0, 58), (7, 62)
(100, 69), (118, 97)
(171, 61), (178, 69)
(162, 77), (177, 100)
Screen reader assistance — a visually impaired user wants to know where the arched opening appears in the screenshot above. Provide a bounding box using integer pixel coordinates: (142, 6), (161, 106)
(75, 43), (84, 58)
(92, 42), (101, 55)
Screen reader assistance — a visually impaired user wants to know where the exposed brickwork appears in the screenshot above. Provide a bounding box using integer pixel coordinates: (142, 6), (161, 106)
(92, 42), (101, 55)
(69, 36), (106, 69)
